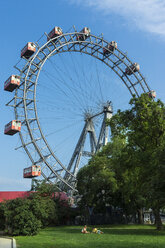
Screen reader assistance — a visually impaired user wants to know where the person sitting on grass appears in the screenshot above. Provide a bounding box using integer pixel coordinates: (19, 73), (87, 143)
(92, 228), (98, 233)
(97, 229), (104, 234)
(92, 228), (104, 234)
(81, 225), (90, 234)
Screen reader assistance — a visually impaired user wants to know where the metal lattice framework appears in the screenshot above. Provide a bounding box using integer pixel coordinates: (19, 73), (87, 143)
(6, 27), (151, 192)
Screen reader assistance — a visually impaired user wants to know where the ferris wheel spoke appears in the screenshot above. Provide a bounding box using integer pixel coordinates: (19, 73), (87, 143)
(48, 52), (102, 110)
(44, 59), (90, 111)
(40, 65), (98, 113)
(67, 52), (94, 109)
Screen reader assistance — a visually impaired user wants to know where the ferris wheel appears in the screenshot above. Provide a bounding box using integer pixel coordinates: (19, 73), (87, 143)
(4, 26), (155, 193)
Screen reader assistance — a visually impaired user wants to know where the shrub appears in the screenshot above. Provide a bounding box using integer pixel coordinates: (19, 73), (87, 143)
(29, 193), (58, 226)
(4, 198), (41, 236)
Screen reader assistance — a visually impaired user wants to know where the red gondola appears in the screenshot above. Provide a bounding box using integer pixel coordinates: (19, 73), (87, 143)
(77, 27), (91, 41)
(103, 41), (117, 54)
(47, 26), (63, 41)
(4, 75), (20, 92)
(125, 63), (140, 75)
(23, 165), (41, 178)
(21, 42), (36, 59)
(4, 120), (21, 135)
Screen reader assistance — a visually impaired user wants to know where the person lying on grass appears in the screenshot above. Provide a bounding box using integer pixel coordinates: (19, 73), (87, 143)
(81, 225), (90, 234)
(92, 228), (104, 234)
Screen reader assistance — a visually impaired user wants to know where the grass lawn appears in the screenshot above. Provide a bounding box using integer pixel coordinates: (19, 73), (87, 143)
(15, 225), (165, 248)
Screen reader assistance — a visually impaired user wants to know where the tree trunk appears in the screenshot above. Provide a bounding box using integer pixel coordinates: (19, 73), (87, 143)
(153, 208), (163, 230)
(137, 208), (144, 224)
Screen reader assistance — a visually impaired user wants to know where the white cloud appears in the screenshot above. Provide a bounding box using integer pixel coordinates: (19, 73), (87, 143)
(69, 0), (165, 36)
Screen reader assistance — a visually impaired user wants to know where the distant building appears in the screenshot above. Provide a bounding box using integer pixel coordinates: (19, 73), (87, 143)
(0, 191), (68, 203)
(0, 191), (30, 203)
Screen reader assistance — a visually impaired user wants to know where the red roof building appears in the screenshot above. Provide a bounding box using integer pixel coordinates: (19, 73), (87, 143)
(0, 191), (31, 203)
(0, 191), (68, 203)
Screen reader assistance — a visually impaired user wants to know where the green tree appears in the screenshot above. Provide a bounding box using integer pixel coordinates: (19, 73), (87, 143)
(108, 94), (165, 229)
(77, 136), (145, 224)
(77, 94), (165, 229)
(32, 179), (59, 197)
(77, 142), (119, 213)
(32, 180), (71, 225)
(1, 181), (73, 235)
(28, 193), (58, 226)
(4, 198), (41, 235)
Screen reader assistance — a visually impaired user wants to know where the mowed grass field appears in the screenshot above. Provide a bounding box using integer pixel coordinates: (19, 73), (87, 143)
(15, 225), (165, 248)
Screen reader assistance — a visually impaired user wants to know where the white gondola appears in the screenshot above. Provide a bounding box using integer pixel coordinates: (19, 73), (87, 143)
(103, 41), (117, 54)
(23, 165), (41, 178)
(77, 27), (91, 41)
(4, 75), (20, 92)
(21, 42), (36, 59)
(47, 26), (63, 41)
(148, 90), (156, 98)
(125, 63), (140, 75)
(4, 120), (21, 135)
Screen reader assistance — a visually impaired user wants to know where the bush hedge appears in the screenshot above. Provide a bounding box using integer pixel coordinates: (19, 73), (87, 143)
(0, 183), (72, 235)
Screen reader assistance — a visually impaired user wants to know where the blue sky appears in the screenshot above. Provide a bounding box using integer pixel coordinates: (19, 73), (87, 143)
(1, 0), (165, 191)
